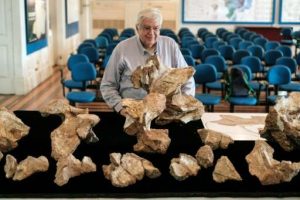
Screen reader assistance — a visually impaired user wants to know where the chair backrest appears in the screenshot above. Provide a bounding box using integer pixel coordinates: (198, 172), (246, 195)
(71, 62), (97, 82)
(204, 55), (227, 73)
(264, 41), (281, 51)
(194, 64), (217, 84)
(67, 54), (89, 71)
(217, 45), (235, 60)
(241, 56), (263, 73)
(275, 57), (297, 74)
(254, 37), (268, 49)
(275, 45), (292, 57)
(189, 44), (205, 59)
(77, 43), (94, 54)
(232, 49), (252, 64)
(79, 47), (100, 63)
(180, 48), (192, 56)
(95, 36), (109, 49)
(212, 40), (227, 49)
(184, 55), (196, 67)
(247, 45), (264, 60)
(204, 36), (219, 48)
(83, 39), (97, 48)
(264, 50), (283, 66)
(229, 37), (243, 50)
(267, 65), (291, 85)
(201, 48), (220, 62)
(238, 41), (254, 50)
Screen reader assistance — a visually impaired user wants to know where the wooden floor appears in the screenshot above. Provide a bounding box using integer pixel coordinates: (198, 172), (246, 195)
(0, 66), (267, 113)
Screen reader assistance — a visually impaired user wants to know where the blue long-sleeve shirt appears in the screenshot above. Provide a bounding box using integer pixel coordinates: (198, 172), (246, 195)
(100, 35), (195, 112)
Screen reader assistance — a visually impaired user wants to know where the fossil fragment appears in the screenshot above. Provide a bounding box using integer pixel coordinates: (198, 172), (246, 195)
(213, 156), (242, 183)
(134, 129), (171, 154)
(102, 152), (161, 187)
(260, 92), (300, 151)
(131, 55), (205, 125)
(169, 153), (200, 181)
(4, 154), (49, 181)
(195, 145), (214, 168)
(54, 154), (96, 186)
(0, 107), (30, 152)
(197, 129), (234, 150)
(40, 99), (100, 160)
(122, 93), (166, 133)
(246, 140), (300, 185)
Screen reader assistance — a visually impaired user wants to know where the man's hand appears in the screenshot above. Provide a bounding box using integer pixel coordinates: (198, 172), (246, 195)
(119, 109), (128, 117)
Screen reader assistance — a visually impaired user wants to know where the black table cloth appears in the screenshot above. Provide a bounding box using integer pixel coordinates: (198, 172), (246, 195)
(0, 111), (299, 198)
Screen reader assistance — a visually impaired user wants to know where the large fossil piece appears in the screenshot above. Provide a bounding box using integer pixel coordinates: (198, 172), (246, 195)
(4, 154), (49, 181)
(122, 93), (166, 133)
(134, 129), (171, 154)
(169, 153), (200, 181)
(0, 107), (30, 152)
(213, 156), (242, 183)
(102, 152), (161, 187)
(131, 55), (204, 125)
(246, 140), (300, 185)
(197, 129), (234, 150)
(40, 99), (100, 160)
(260, 92), (300, 151)
(195, 145), (214, 168)
(54, 154), (96, 186)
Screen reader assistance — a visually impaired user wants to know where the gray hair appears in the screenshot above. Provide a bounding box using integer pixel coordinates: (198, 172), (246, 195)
(136, 8), (163, 26)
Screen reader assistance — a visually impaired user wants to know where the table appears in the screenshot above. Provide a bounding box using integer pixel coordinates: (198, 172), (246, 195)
(0, 111), (299, 198)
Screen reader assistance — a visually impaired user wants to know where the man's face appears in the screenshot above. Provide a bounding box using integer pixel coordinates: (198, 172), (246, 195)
(137, 18), (160, 49)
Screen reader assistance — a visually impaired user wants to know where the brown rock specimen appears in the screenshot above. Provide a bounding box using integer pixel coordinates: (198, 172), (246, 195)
(260, 92), (300, 151)
(4, 154), (49, 181)
(195, 145), (214, 168)
(122, 93), (166, 134)
(134, 129), (171, 154)
(213, 156), (242, 183)
(40, 99), (100, 160)
(102, 152), (161, 187)
(169, 153), (200, 181)
(197, 129), (234, 150)
(246, 141), (300, 185)
(0, 107), (30, 152)
(155, 93), (204, 125)
(54, 154), (96, 186)
(131, 55), (205, 125)
(4, 154), (17, 178)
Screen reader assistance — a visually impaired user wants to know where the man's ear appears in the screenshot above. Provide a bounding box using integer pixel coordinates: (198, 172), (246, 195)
(136, 25), (139, 31)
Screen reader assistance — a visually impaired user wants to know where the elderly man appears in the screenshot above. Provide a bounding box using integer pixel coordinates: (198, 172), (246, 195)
(100, 8), (195, 116)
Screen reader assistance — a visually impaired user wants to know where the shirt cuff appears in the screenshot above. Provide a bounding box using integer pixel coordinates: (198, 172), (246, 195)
(114, 102), (123, 113)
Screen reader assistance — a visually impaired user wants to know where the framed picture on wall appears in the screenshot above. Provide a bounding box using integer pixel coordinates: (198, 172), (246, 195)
(65, 0), (79, 38)
(182, 0), (275, 24)
(279, 0), (300, 24)
(24, 0), (48, 54)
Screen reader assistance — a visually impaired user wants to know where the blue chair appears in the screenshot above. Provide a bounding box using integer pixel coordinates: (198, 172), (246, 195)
(194, 64), (221, 112)
(66, 62), (97, 106)
(265, 65), (291, 112)
(180, 48), (192, 56)
(264, 41), (281, 51)
(241, 56), (264, 80)
(225, 65), (258, 112)
(79, 47), (100, 67)
(280, 27), (293, 46)
(212, 41), (227, 49)
(254, 37), (268, 49)
(232, 49), (252, 64)
(189, 44), (205, 62)
(247, 45), (264, 60)
(238, 41), (254, 50)
(77, 43), (93, 54)
(201, 48), (220, 63)
(184, 55), (196, 67)
(204, 55), (227, 79)
(229, 37), (243, 50)
(218, 45), (235, 63)
(204, 36), (219, 48)
(264, 50), (283, 68)
(275, 45), (292, 57)
(62, 54), (90, 96)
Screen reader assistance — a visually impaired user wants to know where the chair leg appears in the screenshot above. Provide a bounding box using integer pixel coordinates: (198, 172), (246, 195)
(230, 104), (234, 112)
(211, 105), (214, 112)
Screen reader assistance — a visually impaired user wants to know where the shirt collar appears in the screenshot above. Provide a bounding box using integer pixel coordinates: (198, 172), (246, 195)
(136, 35), (159, 56)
